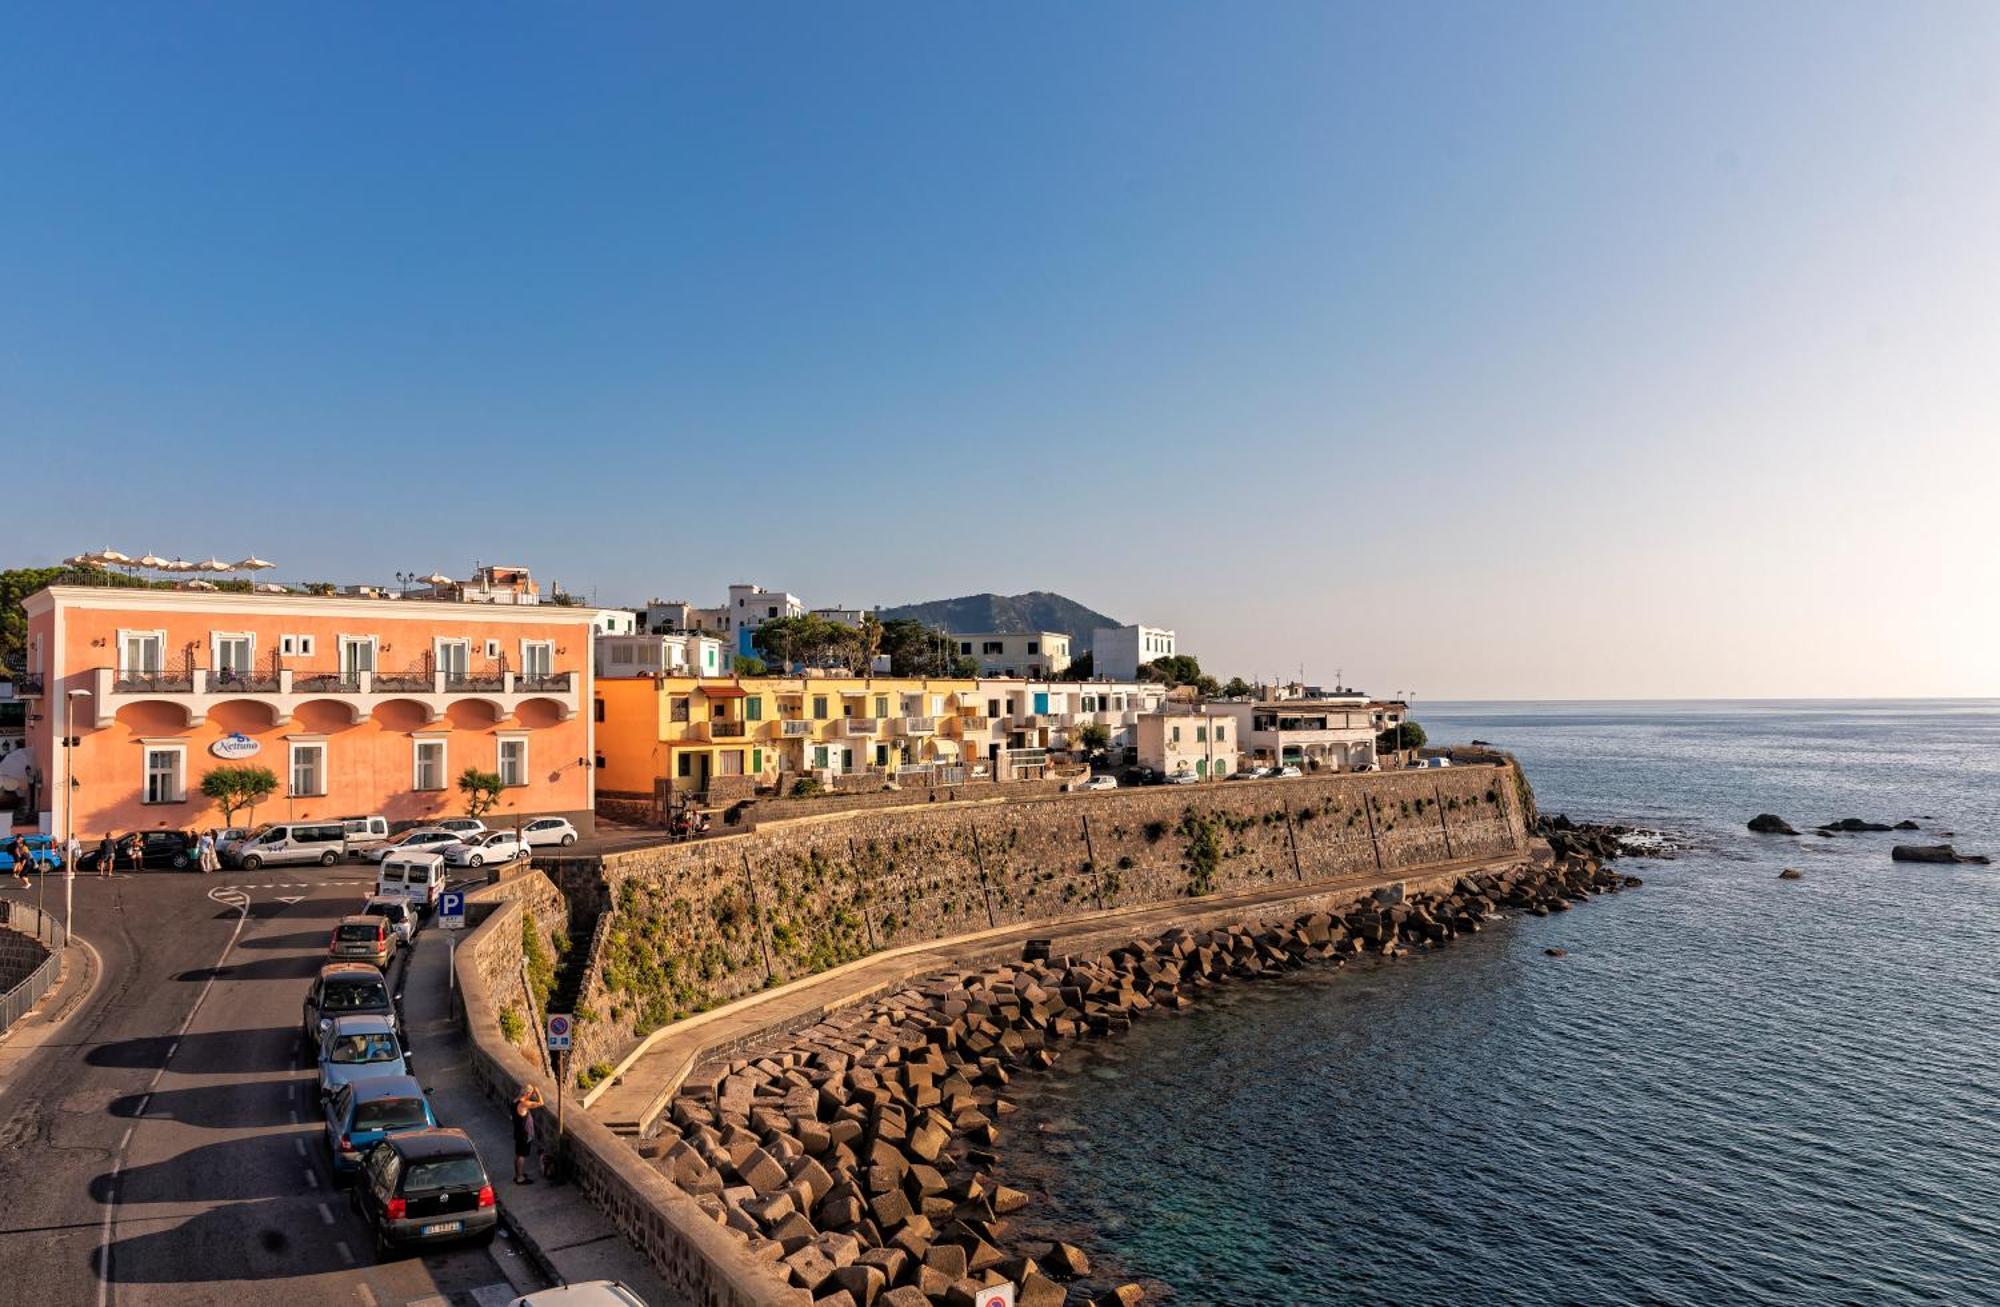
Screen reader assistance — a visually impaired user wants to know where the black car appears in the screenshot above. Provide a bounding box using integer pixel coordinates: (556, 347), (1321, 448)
(302, 962), (397, 1055)
(76, 830), (197, 872)
(351, 1129), (498, 1257)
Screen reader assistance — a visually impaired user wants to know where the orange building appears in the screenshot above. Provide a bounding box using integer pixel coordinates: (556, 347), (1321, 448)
(13, 586), (595, 841)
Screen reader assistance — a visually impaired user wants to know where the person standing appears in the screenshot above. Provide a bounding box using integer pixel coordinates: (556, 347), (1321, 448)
(196, 829), (218, 874)
(8, 835), (28, 888)
(96, 833), (116, 879)
(512, 1085), (544, 1183)
(123, 832), (143, 875)
(64, 833), (80, 876)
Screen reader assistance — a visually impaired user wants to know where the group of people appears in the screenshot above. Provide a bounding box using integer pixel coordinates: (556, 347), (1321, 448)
(3, 829), (229, 879)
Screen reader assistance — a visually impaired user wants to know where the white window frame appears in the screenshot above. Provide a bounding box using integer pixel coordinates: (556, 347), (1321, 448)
(289, 740), (328, 798)
(337, 635), (378, 680)
(280, 633), (317, 658)
(412, 737), (448, 792)
(497, 734), (529, 788)
(210, 631), (255, 676)
(484, 639), (502, 659)
(280, 635), (295, 656)
(434, 638), (471, 677)
(141, 741), (186, 804)
(519, 640), (555, 678)
(117, 629), (167, 675)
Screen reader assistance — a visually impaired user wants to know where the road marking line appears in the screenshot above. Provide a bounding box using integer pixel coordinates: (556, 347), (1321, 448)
(289, 1108), (299, 1124)
(334, 1240), (355, 1266)
(99, 885), (254, 1307)
(293, 1138), (306, 1157)
(118, 1127), (132, 1150)
(318, 1202), (334, 1225)
(303, 1167), (318, 1190)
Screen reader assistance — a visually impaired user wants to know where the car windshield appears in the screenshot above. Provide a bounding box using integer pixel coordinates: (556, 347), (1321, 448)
(329, 1033), (399, 1064)
(323, 980), (388, 1011)
(403, 1157), (484, 1192)
(363, 902), (402, 920)
(336, 923), (381, 943)
(354, 1097), (429, 1130)
(395, 832), (436, 846)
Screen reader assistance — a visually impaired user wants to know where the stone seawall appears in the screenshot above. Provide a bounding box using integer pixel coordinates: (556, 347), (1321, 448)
(568, 765), (1526, 1086)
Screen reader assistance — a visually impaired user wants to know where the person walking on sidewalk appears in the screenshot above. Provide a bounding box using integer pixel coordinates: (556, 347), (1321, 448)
(8, 835), (28, 887)
(512, 1085), (544, 1184)
(96, 833), (116, 878)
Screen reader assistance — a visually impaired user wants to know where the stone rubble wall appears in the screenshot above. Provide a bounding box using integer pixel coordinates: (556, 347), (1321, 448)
(572, 766), (1526, 1079)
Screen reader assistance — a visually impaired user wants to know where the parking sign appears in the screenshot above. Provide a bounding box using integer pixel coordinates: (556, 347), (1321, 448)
(438, 890), (466, 930)
(977, 1286), (1015, 1307)
(546, 1013), (572, 1052)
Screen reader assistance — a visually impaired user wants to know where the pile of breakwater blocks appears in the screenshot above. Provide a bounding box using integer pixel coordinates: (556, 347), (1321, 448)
(645, 854), (1638, 1306)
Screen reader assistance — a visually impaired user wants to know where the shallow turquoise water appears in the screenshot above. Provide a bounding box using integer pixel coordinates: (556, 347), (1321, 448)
(998, 701), (2000, 1305)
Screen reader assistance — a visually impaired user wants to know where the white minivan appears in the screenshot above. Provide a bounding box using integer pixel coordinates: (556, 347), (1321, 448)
(377, 852), (448, 915)
(339, 815), (390, 859)
(232, 821), (349, 869)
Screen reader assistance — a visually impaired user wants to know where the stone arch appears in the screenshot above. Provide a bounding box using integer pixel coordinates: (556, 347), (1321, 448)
(446, 699), (506, 729)
(113, 699), (196, 731)
(370, 699), (435, 732)
(515, 697), (566, 729)
(208, 697), (286, 730)
(293, 698), (364, 732)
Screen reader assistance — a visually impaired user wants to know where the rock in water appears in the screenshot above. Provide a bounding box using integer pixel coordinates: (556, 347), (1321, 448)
(1891, 844), (1988, 864)
(1778, 868), (1803, 880)
(1820, 817), (1893, 832)
(1544, 947), (1567, 957)
(1893, 820), (1920, 830)
(1748, 814), (1799, 835)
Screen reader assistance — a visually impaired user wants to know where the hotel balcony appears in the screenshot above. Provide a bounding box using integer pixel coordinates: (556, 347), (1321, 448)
(87, 664), (580, 729)
(702, 719), (748, 739)
(9, 673), (45, 698)
(842, 717), (879, 737)
(898, 716), (936, 736)
(780, 718), (813, 737)
(953, 714), (992, 734)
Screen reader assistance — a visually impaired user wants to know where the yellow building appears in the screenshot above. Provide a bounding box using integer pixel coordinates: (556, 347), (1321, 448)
(595, 673), (982, 804)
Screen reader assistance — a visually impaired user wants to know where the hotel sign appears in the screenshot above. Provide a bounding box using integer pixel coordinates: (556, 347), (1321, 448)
(210, 733), (262, 760)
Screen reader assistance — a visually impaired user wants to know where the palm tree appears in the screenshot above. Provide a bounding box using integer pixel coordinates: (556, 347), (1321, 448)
(856, 614), (883, 673)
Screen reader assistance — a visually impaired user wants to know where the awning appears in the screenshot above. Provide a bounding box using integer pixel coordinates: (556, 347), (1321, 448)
(929, 739), (962, 757)
(702, 685), (748, 699)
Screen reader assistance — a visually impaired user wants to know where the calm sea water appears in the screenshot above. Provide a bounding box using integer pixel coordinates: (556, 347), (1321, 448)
(1000, 701), (2000, 1306)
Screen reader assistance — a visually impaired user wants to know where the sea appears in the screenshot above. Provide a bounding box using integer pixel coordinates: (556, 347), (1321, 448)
(998, 700), (2000, 1306)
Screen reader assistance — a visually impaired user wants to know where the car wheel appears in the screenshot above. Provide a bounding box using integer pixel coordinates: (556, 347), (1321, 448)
(170, 853), (191, 870)
(319, 851), (338, 866)
(560, 833), (576, 846)
(468, 854), (483, 868)
(242, 855), (262, 870)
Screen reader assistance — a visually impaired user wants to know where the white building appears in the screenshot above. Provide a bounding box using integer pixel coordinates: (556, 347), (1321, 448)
(1135, 708), (1238, 781)
(412, 564), (542, 605)
(970, 679), (1169, 760)
(952, 631), (1071, 678)
(1217, 698), (1378, 772)
(1092, 624), (1176, 680)
(727, 584), (804, 659)
(580, 606), (638, 637)
(594, 631), (728, 680)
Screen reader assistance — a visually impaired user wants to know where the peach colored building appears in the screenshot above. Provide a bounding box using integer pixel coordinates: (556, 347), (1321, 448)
(13, 586), (595, 841)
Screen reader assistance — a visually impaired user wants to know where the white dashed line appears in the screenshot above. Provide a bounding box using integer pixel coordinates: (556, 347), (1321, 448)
(302, 1167), (318, 1190)
(118, 1127), (133, 1150)
(293, 1138), (306, 1157)
(334, 1240), (355, 1266)
(288, 1109), (299, 1124)
(317, 1202), (334, 1225)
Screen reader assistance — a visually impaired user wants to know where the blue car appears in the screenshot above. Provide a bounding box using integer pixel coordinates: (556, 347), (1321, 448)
(322, 1074), (436, 1179)
(316, 1013), (412, 1102)
(0, 834), (66, 874)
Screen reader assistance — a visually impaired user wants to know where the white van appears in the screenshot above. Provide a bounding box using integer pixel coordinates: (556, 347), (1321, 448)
(378, 852), (448, 915)
(231, 821), (349, 869)
(340, 815), (390, 858)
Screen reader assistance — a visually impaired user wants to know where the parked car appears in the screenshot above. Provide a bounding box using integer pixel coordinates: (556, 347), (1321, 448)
(329, 914), (396, 970)
(377, 852), (448, 916)
(364, 828), (460, 863)
(1076, 775), (1118, 792)
(339, 815), (391, 858)
(1165, 771), (1201, 785)
(76, 830), (197, 872)
(323, 1074), (436, 1181)
(1229, 767), (1269, 781)
(317, 1012), (411, 1101)
(519, 817), (579, 848)
(351, 1128), (498, 1256)
(441, 830), (528, 869)
(508, 1285), (651, 1307)
(1421, 756), (1453, 769)
(360, 896), (418, 946)
(1272, 765), (1304, 779)
(303, 962), (396, 1052)
(230, 821), (347, 869)
(0, 833), (66, 874)
(433, 818), (487, 838)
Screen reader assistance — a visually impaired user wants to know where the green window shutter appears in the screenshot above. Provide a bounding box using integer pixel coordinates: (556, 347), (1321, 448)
(813, 746), (828, 768)
(752, 748), (762, 773)
(747, 698), (763, 721)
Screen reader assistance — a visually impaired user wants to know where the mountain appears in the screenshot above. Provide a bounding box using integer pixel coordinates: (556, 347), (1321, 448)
(881, 591), (1122, 646)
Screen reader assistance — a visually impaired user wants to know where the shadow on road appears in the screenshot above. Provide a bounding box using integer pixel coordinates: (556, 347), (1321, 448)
(237, 929), (339, 951)
(91, 1134), (320, 1206)
(86, 1029), (296, 1073)
(95, 1196), (358, 1284)
(109, 1081), (310, 1130)
(174, 954), (322, 983)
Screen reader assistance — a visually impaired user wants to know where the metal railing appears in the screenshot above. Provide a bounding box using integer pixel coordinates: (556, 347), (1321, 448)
(516, 670), (574, 693)
(9, 673), (43, 698)
(709, 720), (747, 738)
(112, 657), (195, 693)
(780, 719), (813, 737)
(900, 717), (936, 735)
(843, 718), (879, 736)
(0, 902), (66, 1035)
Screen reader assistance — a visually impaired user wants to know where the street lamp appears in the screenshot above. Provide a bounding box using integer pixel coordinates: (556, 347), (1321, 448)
(62, 688), (91, 945)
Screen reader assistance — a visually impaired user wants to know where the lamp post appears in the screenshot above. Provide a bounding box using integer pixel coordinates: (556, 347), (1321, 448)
(62, 688), (91, 945)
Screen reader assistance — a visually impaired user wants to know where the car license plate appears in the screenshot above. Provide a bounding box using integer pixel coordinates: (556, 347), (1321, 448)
(420, 1221), (462, 1236)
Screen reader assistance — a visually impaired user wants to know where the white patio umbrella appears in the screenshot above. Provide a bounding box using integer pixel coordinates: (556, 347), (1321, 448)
(422, 572), (455, 586)
(161, 558), (195, 573)
(185, 579), (219, 590)
(256, 582), (289, 594)
(92, 549), (131, 567)
(136, 552), (168, 571)
(233, 556), (276, 574)
(195, 557), (232, 573)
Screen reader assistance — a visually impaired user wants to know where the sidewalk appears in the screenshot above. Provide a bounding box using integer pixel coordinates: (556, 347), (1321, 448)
(402, 919), (675, 1304)
(0, 912), (100, 1089)
(590, 849), (1518, 1135)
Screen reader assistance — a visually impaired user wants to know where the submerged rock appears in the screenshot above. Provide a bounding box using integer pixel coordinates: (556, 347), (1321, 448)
(1778, 868), (1803, 880)
(1748, 814), (1799, 835)
(1893, 820), (1920, 831)
(1820, 818), (1893, 833)
(1893, 844), (1990, 865)
(1544, 947), (1567, 957)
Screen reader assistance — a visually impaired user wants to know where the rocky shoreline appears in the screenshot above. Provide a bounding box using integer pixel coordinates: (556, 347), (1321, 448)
(639, 844), (1641, 1307)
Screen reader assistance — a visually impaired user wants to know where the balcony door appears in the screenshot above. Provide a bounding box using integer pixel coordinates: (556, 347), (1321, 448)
(120, 631), (164, 675)
(434, 639), (470, 680)
(212, 634), (253, 679)
(339, 637), (376, 683)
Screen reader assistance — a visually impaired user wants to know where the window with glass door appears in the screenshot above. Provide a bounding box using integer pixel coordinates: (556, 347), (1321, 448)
(339, 637), (376, 684)
(291, 743), (327, 796)
(520, 641), (554, 679)
(435, 639), (470, 679)
(143, 747), (184, 803)
(212, 633), (253, 680)
(413, 740), (446, 791)
(120, 631), (164, 675)
(498, 738), (527, 787)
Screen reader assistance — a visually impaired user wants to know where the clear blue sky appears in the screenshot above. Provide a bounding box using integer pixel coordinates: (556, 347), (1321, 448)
(3, 3), (1995, 698)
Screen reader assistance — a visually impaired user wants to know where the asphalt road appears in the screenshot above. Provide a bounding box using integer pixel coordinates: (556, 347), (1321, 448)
(0, 863), (539, 1307)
